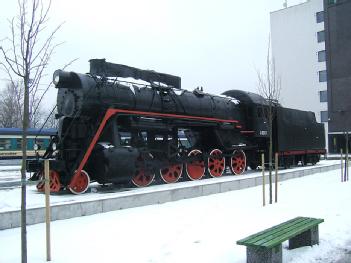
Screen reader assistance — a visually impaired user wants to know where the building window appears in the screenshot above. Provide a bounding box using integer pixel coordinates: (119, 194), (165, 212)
(316, 11), (324, 23)
(319, 90), (328, 102)
(319, 70), (327, 82)
(328, 0), (336, 4)
(320, 111), (328, 123)
(317, 31), (325, 43)
(318, 50), (326, 62)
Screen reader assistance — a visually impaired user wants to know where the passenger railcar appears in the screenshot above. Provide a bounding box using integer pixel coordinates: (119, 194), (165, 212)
(0, 128), (56, 159)
(27, 59), (326, 194)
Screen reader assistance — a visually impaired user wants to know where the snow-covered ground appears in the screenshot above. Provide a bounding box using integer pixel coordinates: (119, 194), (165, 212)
(0, 160), (340, 212)
(0, 159), (21, 166)
(1, 165), (351, 262)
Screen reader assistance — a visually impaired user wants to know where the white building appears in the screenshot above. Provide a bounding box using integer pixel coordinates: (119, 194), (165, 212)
(270, 0), (328, 150)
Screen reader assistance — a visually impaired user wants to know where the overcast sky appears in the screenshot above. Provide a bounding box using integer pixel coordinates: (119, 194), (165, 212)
(0, 0), (305, 108)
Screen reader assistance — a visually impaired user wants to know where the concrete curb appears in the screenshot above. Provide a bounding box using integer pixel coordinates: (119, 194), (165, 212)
(0, 163), (341, 230)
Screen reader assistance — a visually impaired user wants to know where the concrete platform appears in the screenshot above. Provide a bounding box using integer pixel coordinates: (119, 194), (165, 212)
(0, 162), (342, 230)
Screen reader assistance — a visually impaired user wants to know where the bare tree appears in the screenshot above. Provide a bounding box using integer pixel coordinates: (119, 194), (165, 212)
(0, 1), (62, 261)
(257, 37), (281, 205)
(41, 106), (58, 129)
(0, 82), (23, 127)
(0, 82), (59, 129)
(0, 81), (47, 128)
(30, 97), (47, 128)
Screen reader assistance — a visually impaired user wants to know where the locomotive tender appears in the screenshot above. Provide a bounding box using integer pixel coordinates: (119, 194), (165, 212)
(28, 59), (326, 194)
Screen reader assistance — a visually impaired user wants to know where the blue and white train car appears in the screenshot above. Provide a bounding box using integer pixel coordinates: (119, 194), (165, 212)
(0, 128), (56, 159)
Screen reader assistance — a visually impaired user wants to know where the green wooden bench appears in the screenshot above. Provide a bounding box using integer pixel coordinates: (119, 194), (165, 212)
(237, 217), (324, 263)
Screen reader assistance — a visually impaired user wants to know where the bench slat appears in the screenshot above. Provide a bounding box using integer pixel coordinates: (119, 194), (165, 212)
(263, 219), (323, 248)
(254, 218), (322, 246)
(237, 217), (306, 245)
(237, 217), (324, 248)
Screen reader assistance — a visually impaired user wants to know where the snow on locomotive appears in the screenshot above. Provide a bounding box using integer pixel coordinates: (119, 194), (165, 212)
(27, 59), (326, 194)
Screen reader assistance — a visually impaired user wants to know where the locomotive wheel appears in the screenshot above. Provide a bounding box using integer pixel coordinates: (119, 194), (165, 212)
(68, 170), (90, 194)
(132, 155), (155, 187)
(230, 150), (246, 175)
(208, 149), (225, 177)
(186, 149), (205, 180)
(36, 170), (61, 193)
(160, 163), (183, 183)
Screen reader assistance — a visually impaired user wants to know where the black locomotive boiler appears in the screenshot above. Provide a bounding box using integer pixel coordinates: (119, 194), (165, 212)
(28, 59), (326, 194)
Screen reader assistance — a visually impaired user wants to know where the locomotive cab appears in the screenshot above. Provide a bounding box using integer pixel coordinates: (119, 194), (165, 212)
(222, 90), (271, 137)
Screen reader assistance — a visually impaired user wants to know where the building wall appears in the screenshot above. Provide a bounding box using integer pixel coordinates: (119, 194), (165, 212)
(270, 0), (328, 150)
(324, 0), (351, 131)
(324, 0), (351, 153)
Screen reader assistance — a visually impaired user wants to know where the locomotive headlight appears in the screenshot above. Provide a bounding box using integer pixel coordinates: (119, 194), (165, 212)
(53, 71), (60, 85)
(52, 143), (57, 151)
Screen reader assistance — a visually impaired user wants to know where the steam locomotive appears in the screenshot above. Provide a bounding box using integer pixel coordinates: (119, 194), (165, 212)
(27, 59), (325, 194)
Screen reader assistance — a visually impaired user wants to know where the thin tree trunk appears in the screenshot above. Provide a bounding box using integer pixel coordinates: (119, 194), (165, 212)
(256, 35), (280, 205)
(21, 75), (29, 263)
(269, 102), (273, 204)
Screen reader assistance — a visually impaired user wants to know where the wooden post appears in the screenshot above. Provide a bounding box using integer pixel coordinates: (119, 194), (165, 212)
(275, 153), (278, 203)
(44, 160), (51, 261)
(341, 148), (344, 182)
(262, 153), (265, 207)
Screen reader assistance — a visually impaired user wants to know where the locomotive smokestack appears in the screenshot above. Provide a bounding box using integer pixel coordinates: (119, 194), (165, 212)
(89, 58), (107, 76)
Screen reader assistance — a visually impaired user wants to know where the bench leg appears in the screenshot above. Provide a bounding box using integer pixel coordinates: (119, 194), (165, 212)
(289, 225), (319, 249)
(247, 244), (282, 263)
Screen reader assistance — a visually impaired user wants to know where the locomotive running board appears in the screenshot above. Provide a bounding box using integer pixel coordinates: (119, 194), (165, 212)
(73, 108), (241, 179)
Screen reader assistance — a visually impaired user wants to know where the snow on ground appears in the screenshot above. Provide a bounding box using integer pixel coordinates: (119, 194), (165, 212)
(0, 160), (340, 213)
(1, 164), (351, 262)
(0, 159), (21, 166)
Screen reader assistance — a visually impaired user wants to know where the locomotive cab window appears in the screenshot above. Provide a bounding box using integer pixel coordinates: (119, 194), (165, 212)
(257, 108), (263, 118)
(263, 108), (269, 119)
(256, 107), (269, 119)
